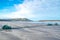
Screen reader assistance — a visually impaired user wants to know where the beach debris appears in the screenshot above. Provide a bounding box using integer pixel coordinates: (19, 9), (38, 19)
(54, 23), (58, 26)
(2, 25), (12, 30)
(47, 23), (53, 26)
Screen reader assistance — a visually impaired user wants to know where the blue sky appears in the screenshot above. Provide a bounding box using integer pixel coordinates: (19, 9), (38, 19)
(0, 0), (60, 20)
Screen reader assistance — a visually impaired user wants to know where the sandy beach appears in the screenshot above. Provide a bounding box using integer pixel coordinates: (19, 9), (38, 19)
(0, 21), (60, 40)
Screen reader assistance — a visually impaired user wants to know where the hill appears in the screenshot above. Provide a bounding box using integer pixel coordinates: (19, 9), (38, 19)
(0, 18), (32, 21)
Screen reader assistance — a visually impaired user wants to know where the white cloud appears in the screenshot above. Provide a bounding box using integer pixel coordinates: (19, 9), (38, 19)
(0, 0), (49, 19)
(1, 0), (39, 19)
(0, 0), (60, 20)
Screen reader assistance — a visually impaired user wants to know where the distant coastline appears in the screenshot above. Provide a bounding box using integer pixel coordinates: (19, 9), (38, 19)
(0, 18), (32, 21)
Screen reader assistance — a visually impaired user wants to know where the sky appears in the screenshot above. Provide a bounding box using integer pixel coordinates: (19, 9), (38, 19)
(0, 0), (60, 20)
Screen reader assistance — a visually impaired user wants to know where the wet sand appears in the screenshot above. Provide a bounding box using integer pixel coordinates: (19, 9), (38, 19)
(0, 21), (60, 40)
